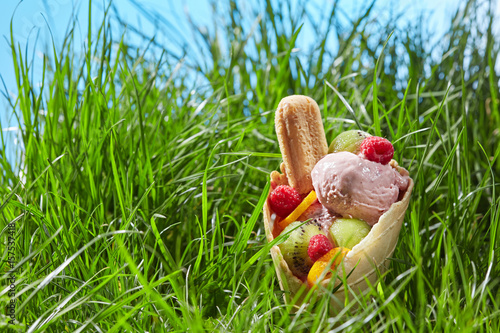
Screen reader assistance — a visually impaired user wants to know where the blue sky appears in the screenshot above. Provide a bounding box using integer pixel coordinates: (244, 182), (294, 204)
(1, 0), (499, 164)
(1, 0), (479, 101)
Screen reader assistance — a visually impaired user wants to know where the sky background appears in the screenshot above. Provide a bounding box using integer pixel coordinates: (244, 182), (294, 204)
(1, 0), (499, 165)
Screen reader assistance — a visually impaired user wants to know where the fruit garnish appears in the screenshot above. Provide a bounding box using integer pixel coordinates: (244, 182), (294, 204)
(268, 185), (302, 218)
(307, 247), (350, 287)
(329, 218), (371, 249)
(360, 136), (394, 165)
(307, 234), (334, 262)
(278, 190), (317, 229)
(328, 130), (371, 154)
(278, 221), (324, 279)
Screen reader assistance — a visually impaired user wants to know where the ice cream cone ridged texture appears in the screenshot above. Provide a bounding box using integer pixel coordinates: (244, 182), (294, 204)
(265, 95), (413, 309)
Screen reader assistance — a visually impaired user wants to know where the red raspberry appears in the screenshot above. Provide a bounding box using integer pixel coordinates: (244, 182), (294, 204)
(308, 234), (333, 262)
(360, 136), (394, 164)
(268, 185), (302, 218)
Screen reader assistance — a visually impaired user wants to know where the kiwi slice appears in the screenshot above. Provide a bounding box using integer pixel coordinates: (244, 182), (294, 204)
(328, 130), (371, 154)
(278, 220), (324, 279)
(329, 218), (371, 249)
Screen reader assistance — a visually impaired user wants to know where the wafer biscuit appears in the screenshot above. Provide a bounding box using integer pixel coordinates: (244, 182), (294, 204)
(275, 95), (328, 194)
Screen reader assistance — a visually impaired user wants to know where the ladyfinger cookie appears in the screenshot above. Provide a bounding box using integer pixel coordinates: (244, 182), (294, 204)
(275, 95), (328, 194)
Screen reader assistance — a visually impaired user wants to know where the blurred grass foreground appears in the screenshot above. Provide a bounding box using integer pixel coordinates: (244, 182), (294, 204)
(1, 0), (500, 331)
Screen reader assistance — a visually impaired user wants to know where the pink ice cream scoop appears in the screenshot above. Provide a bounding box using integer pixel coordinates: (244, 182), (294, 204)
(311, 151), (409, 226)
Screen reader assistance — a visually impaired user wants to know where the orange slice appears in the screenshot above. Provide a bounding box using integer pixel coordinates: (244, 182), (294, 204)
(278, 190), (317, 230)
(307, 247), (350, 287)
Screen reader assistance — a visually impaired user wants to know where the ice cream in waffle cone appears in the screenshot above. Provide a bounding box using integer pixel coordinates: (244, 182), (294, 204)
(264, 95), (413, 310)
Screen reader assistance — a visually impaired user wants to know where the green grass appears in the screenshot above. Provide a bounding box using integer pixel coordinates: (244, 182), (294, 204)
(1, 0), (499, 331)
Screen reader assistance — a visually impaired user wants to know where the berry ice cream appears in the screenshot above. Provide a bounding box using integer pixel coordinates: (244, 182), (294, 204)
(311, 152), (410, 225)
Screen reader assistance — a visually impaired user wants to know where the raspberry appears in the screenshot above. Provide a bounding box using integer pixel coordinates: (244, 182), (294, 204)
(268, 185), (302, 218)
(307, 234), (334, 262)
(360, 136), (394, 164)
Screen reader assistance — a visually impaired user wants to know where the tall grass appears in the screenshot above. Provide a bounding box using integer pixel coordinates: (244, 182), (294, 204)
(1, 0), (499, 331)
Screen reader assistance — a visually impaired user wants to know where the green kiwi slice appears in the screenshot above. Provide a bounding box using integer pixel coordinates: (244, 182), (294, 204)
(328, 130), (371, 154)
(329, 218), (371, 249)
(278, 220), (324, 279)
